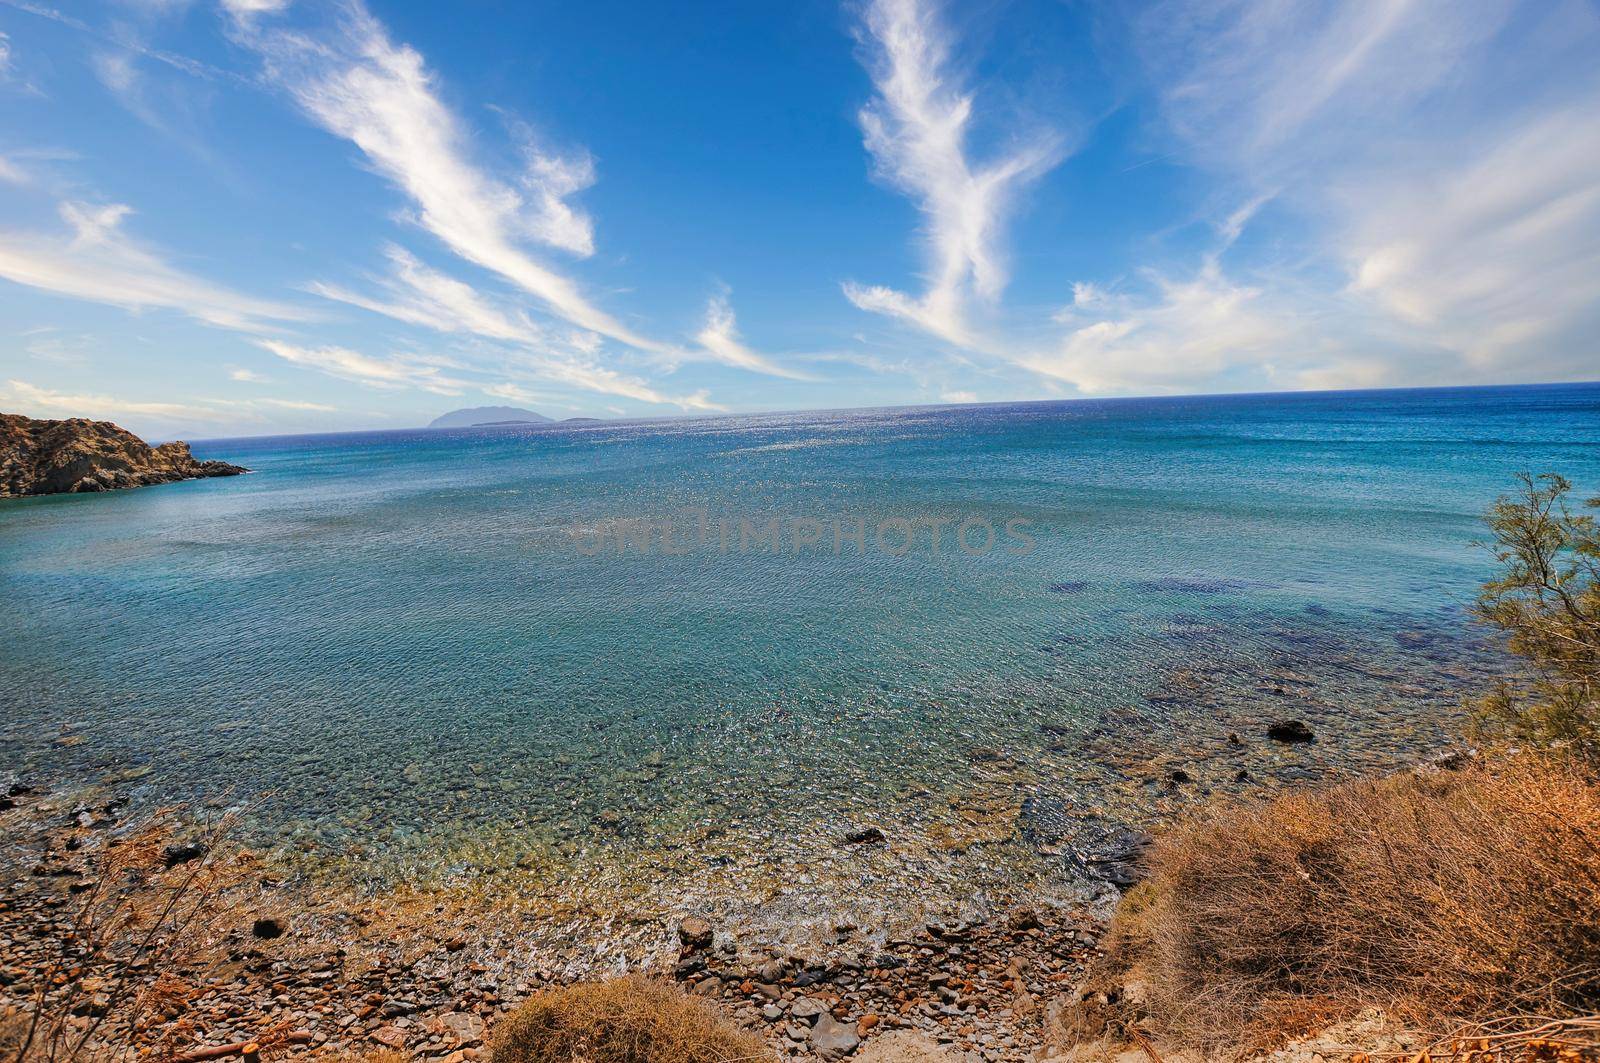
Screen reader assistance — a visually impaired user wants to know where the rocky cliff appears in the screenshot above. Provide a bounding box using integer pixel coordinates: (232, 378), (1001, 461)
(0, 413), (248, 498)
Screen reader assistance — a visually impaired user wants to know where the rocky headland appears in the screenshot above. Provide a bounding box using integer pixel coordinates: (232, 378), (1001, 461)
(0, 413), (248, 498)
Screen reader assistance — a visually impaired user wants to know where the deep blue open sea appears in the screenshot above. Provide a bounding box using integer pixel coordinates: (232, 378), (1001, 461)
(3, 384), (1597, 928)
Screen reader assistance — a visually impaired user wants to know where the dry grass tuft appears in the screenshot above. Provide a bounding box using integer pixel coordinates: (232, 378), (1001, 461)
(489, 976), (772, 1063)
(1412, 1013), (1600, 1063)
(1109, 755), (1600, 1053)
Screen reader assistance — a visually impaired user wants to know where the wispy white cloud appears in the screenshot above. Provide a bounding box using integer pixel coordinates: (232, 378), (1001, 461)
(2, 377), (235, 423)
(694, 291), (816, 380)
(501, 113), (598, 258)
(518, 150), (595, 257)
(477, 381), (553, 407)
(245, 396), (335, 412)
(502, 351), (726, 411)
(224, 0), (774, 412)
(309, 246), (735, 406)
(1026, 262), (1300, 394)
(1138, 0), (1510, 179)
(1341, 104), (1600, 376)
(218, 0), (288, 17)
(229, 366), (268, 382)
(22, 328), (96, 365)
(90, 50), (177, 135)
(1, 377), (338, 427)
(1114, 0), (1600, 388)
(2, 0), (240, 82)
(844, 0), (1059, 347)
(0, 26), (45, 96)
(0, 200), (310, 331)
(256, 338), (469, 395)
(309, 244), (545, 345)
(229, 1), (661, 352)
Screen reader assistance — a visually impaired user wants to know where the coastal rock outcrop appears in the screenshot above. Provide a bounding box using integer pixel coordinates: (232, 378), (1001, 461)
(0, 413), (247, 498)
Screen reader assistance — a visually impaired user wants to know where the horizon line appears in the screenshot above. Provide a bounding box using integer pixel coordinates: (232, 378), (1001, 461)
(169, 377), (1600, 446)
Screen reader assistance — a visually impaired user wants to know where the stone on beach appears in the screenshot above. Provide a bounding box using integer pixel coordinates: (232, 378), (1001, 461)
(856, 1029), (970, 1062)
(678, 914), (714, 950)
(810, 1011), (862, 1059)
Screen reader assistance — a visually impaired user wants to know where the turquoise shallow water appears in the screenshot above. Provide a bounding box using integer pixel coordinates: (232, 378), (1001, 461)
(2, 384), (1597, 921)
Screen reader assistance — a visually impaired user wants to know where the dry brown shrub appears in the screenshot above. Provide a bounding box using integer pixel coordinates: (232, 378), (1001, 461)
(1110, 755), (1600, 1053)
(489, 976), (772, 1063)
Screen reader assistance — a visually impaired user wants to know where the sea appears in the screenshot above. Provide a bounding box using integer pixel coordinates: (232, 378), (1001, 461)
(3, 383), (1597, 934)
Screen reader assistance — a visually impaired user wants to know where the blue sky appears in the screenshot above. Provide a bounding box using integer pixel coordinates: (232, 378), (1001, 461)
(1, 0), (1597, 437)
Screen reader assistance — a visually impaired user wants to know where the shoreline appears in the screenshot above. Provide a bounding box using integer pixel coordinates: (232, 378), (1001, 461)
(1, 615), (1496, 1062)
(0, 699), (1479, 1063)
(0, 771), (1114, 1061)
(4, 606), (1493, 940)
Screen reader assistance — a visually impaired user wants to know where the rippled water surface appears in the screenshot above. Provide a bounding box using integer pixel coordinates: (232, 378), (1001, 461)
(3, 385), (1597, 923)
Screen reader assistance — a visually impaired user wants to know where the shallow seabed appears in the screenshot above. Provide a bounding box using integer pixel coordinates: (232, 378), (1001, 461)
(2, 384), (1593, 935)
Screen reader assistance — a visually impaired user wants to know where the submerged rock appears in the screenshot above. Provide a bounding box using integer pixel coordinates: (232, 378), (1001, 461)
(0, 413), (247, 498)
(251, 914), (289, 939)
(162, 841), (207, 868)
(842, 826), (887, 845)
(1266, 719), (1316, 743)
(677, 914), (714, 950)
(1069, 826), (1153, 889)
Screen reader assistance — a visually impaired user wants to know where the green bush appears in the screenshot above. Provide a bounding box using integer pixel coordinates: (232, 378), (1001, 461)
(1473, 473), (1600, 757)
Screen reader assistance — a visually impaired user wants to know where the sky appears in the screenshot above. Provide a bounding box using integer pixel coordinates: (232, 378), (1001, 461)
(0, 0), (1597, 438)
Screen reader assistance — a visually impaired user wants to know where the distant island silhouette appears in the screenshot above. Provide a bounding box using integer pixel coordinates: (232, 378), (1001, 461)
(427, 406), (554, 429)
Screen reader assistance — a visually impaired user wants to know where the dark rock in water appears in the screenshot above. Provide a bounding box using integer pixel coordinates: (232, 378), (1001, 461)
(842, 826), (886, 845)
(1, 413), (247, 498)
(251, 915), (288, 939)
(1068, 825), (1153, 889)
(1018, 793), (1070, 848)
(1048, 580), (1089, 594)
(677, 915), (714, 950)
(1423, 748), (1473, 771)
(1136, 576), (1247, 595)
(162, 841), (207, 868)
(1266, 719), (1316, 743)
